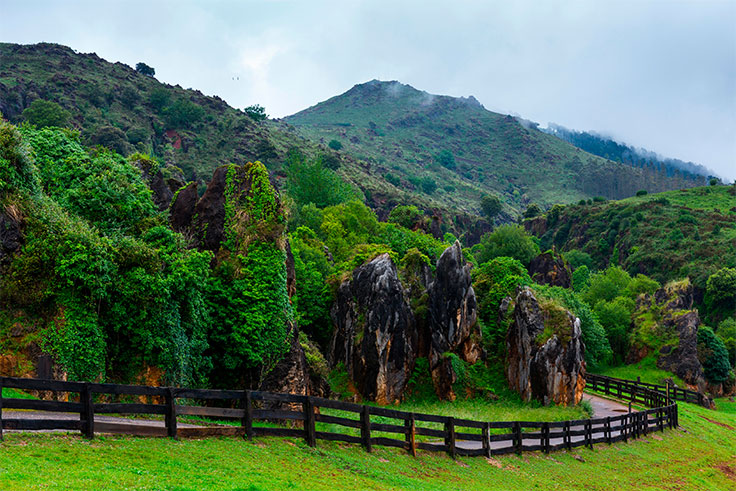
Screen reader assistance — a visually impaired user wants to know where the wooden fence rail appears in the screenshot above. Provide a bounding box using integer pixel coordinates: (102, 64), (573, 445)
(587, 373), (711, 408)
(0, 374), (677, 458)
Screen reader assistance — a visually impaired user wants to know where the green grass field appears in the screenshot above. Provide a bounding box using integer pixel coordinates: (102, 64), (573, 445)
(597, 356), (687, 388)
(0, 400), (734, 490)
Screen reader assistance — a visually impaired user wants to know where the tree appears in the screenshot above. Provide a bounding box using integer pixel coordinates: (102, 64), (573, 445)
(480, 194), (502, 221)
(22, 99), (71, 128)
(473, 224), (540, 266)
(135, 62), (155, 77)
(89, 126), (133, 155)
(244, 104), (268, 122)
(148, 88), (171, 112)
(717, 318), (736, 367)
(328, 139), (342, 151)
(163, 99), (205, 129)
(435, 149), (456, 170)
(285, 150), (358, 208)
(705, 268), (736, 323)
(698, 326), (732, 384)
(523, 203), (542, 219)
(420, 176), (437, 194)
(388, 205), (423, 229)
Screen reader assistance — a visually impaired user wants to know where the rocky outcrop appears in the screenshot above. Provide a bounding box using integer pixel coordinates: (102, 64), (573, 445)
(329, 254), (417, 404)
(0, 207), (22, 271)
(427, 242), (482, 400)
(132, 156), (186, 211)
(169, 182), (198, 233)
(506, 287), (586, 406)
(529, 250), (572, 288)
(657, 311), (704, 387)
(260, 324), (309, 401)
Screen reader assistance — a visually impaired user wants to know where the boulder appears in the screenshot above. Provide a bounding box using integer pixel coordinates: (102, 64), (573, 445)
(657, 311), (704, 387)
(260, 323), (309, 404)
(529, 250), (572, 288)
(169, 182), (198, 233)
(506, 287), (586, 406)
(427, 242), (482, 400)
(329, 254), (417, 404)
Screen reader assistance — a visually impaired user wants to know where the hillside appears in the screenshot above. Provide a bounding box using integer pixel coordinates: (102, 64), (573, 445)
(283, 80), (699, 219)
(525, 185), (736, 291)
(543, 123), (714, 182)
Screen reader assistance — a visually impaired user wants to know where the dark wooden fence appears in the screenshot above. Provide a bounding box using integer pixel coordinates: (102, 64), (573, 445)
(587, 373), (711, 408)
(0, 375), (677, 458)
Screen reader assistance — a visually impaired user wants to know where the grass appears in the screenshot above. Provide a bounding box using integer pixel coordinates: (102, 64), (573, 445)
(598, 355), (687, 388)
(1, 388), (35, 399)
(0, 401), (734, 490)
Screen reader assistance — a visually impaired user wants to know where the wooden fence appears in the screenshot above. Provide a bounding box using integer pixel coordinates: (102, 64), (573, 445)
(587, 373), (711, 408)
(0, 375), (677, 458)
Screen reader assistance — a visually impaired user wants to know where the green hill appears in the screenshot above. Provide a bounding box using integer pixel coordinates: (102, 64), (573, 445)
(525, 185), (736, 291)
(283, 80), (699, 220)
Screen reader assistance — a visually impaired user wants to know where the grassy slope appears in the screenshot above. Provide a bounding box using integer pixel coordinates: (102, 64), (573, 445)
(283, 80), (697, 218)
(0, 401), (734, 490)
(527, 185), (736, 289)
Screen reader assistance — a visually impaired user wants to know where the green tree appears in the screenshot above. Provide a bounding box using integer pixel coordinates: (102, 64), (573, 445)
(698, 326), (732, 384)
(572, 265), (591, 292)
(285, 150), (358, 208)
(717, 318), (736, 367)
(244, 104), (268, 122)
(435, 149), (456, 170)
(594, 297), (635, 362)
(328, 139), (343, 151)
(148, 88), (171, 112)
(523, 203), (542, 219)
(163, 99), (205, 129)
(89, 126), (133, 155)
(564, 250), (593, 270)
(480, 194), (502, 221)
(388, 205), (423, 229)
(705, 268), (736, 323)
(22, 99), (71, 128)
(135, 62), (156, 77)
(473, 225), (540, 266)
(420, 176), (437, 194)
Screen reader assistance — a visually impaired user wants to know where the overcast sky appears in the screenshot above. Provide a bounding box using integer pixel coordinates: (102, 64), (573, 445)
(2, 0), (735, 179)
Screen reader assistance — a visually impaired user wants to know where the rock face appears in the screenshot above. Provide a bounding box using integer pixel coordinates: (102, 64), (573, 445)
(427, 242), (482, 400)
(657, 311), (704, 386)
(529, 250), (572, 288)
(0, 209), (22, 271)
(169, 182), (198, 233)
(260, 323), (309, 400)
(506, 287), (586, 406)
(329, 254), (417, 404)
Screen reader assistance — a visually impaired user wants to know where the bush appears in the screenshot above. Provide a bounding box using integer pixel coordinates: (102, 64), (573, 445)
(22, 99), (71, 128)
(285, 150), (359, 208)
(636, 189), (648, 196)
(328, 139), (342, 151)
(473, 225), (540, 266)
(163, 99), (205, 129)
(89, 126), (133, 155)
(244, 104), (268, 122)
(564, 250), (593, 269)
(434, 149), (455, 170)
(480, 194), (502, 220)
(148, 88), (170, 112)
(388, 205), (423, 229)
(698, 326), (732, 384)
(420, 176), (437, 194)
(384, 172), (400, 187)
(523, 203), (542, 219)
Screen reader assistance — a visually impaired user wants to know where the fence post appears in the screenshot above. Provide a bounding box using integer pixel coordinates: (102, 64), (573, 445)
(585, 420), (592, 449)
(241, 390), (253, 440)
(360, 406), (371, 453)
(605, 417), (611, 444)
(81, 383), (94, 439)
(542, 422), (549, 454)
(405, 413), (416, 457)
(303, 396), (316, 447)
(482, 422), (491, 458)
(0, 377), (4, 441)
(564, 421), (571, 450)
(165, 387), (177, 439)
(445, 417), (456, 459)
(514, 422), (522, 455)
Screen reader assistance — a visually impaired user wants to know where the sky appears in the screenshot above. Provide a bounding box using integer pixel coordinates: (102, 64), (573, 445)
(2, 0), (735, 179)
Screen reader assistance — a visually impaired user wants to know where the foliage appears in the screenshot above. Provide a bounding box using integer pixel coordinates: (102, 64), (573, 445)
(163, 99), (205, 129)
(0, 119), (39, 195)
(583, 267), (632, 305)
(523, 203), (542, 218)
(328, 139), (343, 151)
(434, 149), (455, 170)
(564, 249), (593, 270)
(472, 257), (531, 361)
(21, 99), (71, 128)
(594, 296), (636, 362)
(716, 318), (736, 367)
(135, 62), (155, 77)
(419, 176), (437, 194)
(473, 225), (540, 266)
(480, 194), (502, 220)
(244, 104), (268, 122)
(697, 325), (732, 384)
(285, 149), (359, 208)
(88, 125), (133, 155)
(572, 265), (590, 292)
(387, 205), (423, 229)
(705, 268), (736, 324)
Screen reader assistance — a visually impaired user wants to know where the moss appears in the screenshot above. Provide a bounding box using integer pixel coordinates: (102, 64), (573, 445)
(536, 297), (573, 345)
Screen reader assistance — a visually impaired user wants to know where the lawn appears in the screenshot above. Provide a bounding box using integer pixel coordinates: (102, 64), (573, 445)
(597, 356), (687, 388)
(0, 400), (734, 490)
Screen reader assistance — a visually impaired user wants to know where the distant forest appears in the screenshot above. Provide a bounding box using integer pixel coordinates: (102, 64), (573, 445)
(543, 124), (714, 186)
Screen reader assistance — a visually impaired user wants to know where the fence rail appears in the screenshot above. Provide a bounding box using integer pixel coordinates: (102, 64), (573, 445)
(587, 373), (711, 408)
(0, 374), (677, 458)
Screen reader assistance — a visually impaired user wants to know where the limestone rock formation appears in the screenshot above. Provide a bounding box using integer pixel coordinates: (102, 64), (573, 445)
(506, 287), (586, 406)
(0, 208), (22, 271)
(329, 254), (417, 404)
(427, 242), (483, 400)
(529, 250), (572, 288)
(169, 182), (198, 233)
(657, 311), (704, 386)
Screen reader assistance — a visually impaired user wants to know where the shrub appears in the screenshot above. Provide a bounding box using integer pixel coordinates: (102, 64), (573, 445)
(434, 149), (455, 170)
(523, 203), (543, 218)
(328, 139), (343, 151)
(89, 126), (133, 155)
(285, 150), (359, 208)
(473, 225), (540, 266)
(163, 99), (205, 129)
(717, 318), (736, 367)
(22, 99), (71, 128)
(698, 326), (732, 384)
(480, 194), (502, 220)
(636, 189), (648, 196)
(135, 62), (156, 77)
(244, 104), (268, 122)
(388, 205), (423, 229)
(420, 176), (437, 194)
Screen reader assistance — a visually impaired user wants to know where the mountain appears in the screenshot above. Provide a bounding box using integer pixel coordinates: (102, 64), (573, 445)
(283, 80), (700, 219)
(542, 123), (715, 182)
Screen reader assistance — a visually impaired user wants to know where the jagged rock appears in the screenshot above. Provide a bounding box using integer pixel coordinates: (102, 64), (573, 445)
(430, 215), (443, 239)
(0, 208), (22, 270)
(427, 242), (482, 400)
(260, 324), (309, 405)
(169, 182), (198, 233)
(529, 250), (572, 288)
(329, 254), (417, 404)
(506, 287), (586, 406)
(191, 165), (228, 252)
(655, 282), (694, 311)
(657, 311), (704, 386)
